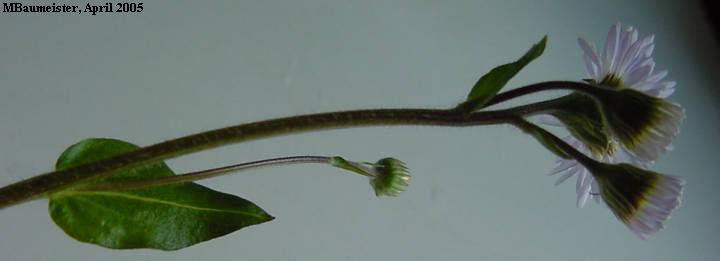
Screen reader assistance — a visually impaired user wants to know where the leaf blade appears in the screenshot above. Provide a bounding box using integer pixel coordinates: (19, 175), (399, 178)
(49, 138), (273, 250)
(458, 36), (547, 112)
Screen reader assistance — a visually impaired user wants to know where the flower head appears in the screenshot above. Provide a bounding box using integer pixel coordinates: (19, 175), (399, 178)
(579, 23), (684, 161)
(368, 158), (411, 197)
(579, 23), (676, 98)
(522, 116), (684, 238)
(330, 157), (410, 197)
(594, 88), (684, 161)
(524, 118), (685, 238)
(539, 23), (684, 207)
(589, 162), (684, 239)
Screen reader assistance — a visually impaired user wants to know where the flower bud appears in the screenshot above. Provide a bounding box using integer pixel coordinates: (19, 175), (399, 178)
(330, 157), (410, 197)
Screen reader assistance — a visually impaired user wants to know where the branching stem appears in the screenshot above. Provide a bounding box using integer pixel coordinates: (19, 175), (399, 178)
(0, 81), (599, 209)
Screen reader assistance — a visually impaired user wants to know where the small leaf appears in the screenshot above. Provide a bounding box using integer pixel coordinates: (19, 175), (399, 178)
(456, 36), (547, 113)
(49, 138), (274, 250)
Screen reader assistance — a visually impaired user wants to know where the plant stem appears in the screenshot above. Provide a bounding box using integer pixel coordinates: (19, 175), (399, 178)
(510, 118), (595, 166)
(0, 109), (498, 208)
(483, 81), (600, 107)
(81, 156), (334, 192)
(0, 81), (597, 209)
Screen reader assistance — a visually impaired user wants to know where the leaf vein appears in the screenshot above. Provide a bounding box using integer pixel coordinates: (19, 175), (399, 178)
(54, 191), (264, 219)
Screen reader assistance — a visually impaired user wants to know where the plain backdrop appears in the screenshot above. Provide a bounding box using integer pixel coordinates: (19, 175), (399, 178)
(1, 1), (718, 260)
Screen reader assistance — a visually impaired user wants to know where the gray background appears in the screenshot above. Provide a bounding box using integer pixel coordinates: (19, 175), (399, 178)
(1, 0), (718, 260)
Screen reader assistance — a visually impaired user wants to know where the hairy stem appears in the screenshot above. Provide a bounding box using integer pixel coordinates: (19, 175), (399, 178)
(0, 109), (503, 208)
(0, 81), (597, 209)
(511, 118), (595, 166)
(483, 81), (601, 108)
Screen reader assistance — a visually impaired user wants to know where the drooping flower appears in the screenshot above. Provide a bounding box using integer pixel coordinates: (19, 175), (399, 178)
(518, 118), (684, 238)
(578, 23), (683, 161)
(541, 23), (684, 207)
(594, 88), (684, 161)
(588, 162), (684, 239)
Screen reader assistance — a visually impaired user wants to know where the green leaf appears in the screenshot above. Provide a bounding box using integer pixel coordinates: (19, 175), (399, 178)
(456, 36), (547, 113)
(48, 138), (274, 250)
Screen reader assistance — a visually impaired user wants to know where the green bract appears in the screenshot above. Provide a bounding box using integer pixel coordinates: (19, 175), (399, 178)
(592, 88), (684, 161)
(49, 138), (274, 250)
(547, 93), (612, 156)
(368, 158), (410, 197)
(329, 157), (410, 197)
(456, 36), (547, 113)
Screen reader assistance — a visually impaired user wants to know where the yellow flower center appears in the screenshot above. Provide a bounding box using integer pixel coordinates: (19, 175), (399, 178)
(599, 73), (623, 88)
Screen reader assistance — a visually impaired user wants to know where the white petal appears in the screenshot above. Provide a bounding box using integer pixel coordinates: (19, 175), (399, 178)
(577, 190), (590, 208)
(657, 81), (676, 98)
(617, 37), (646, 77)
(645, 70), (668, 83)
(615, 27), (638, 74)
(623, 57), (654, 81)
(554, 170), (576, 186)
(616, 27), (632, 56)
(616, 146), (654, 168)
(578, 38), (602, 78)
(584, 54), (600, 78)
(532, 114), (564, 127)
(625, 174), (684, 239)
(624, 63), (653, 87)
(549, 159), (577, 175)
(576, 169), (588, 194)
(563, 135), (584, 149)
(642, 35), (655, 57)
(603, 23), (621, 72)
(641, 82), (675, 98)
(576, 170), (593, 208)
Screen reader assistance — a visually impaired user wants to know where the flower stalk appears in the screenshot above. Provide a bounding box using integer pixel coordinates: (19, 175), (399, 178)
(79, 156), (334, 192)
(79, 154), (410, 198)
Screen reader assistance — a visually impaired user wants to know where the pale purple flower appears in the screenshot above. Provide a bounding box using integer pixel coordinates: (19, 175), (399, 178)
(541, 23), (683, 208)
(589, 163), (684, 239)
(624, 173), (684, 239)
